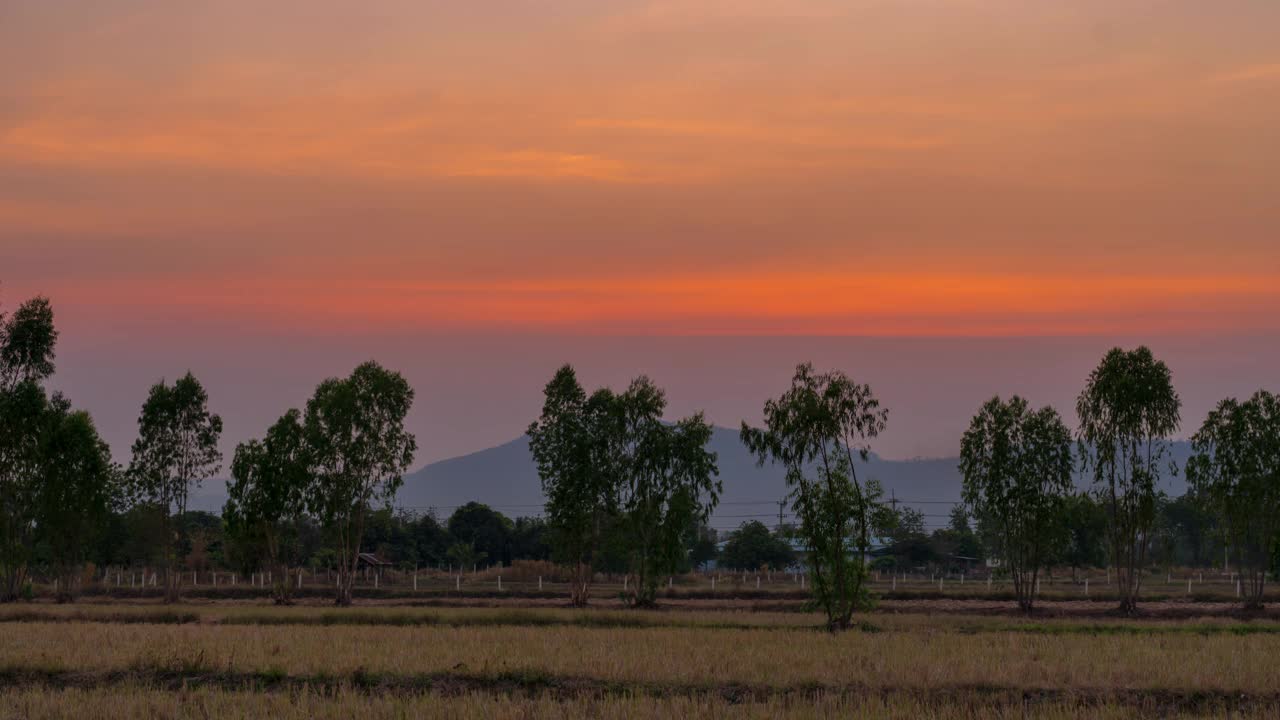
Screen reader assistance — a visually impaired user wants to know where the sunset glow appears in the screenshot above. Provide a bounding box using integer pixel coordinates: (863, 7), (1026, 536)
(5, 0), (1278, 338)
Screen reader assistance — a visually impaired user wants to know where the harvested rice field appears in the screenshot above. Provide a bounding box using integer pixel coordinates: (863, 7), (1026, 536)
(3, 599), (1280, 718)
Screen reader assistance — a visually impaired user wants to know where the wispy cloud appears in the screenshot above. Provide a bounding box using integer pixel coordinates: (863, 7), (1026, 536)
(1212, 62), (1280, 84)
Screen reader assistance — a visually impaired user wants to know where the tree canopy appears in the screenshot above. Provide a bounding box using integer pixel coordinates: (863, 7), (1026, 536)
(527, 365), (618, 605)
(1187, 390), (1280, 608)
(960, 395), (1073, 612)
(719, 520), (795, 571)
(127, 372), (223, 603)
(225, 409), (310, 604)
(741, 362), (892, 631)
(1077, 346), (1181, 614)
(304, 361), (416, 606)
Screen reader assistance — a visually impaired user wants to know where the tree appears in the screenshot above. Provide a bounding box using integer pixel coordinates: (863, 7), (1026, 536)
(0, 296), (57, 392)
(741, 362), (891, 631)
(224, 409), (310, 604)
(960, 396), (1073, 612)
(0, 383), (48, 602)
(1159, 492), (1220, 569)
(1058, 494), (1109, 580)
(0, 296), (58, 602)
(510, 517), (552, 562)
(446, 541), (486, 572)
(614, 377), (720, 607)
(527, 365), (618, 606)
(719, 520), (795, 571)
(38, 403), (119, 601)
(930, 507), (983, 572)
(883, 506), (935, 570)
(127, 372), (223, 603)
(687, 523), (719, 571)
(304, 361), (416, 606)
(447, 502), (512, 566)
(1076, 346), (1181, 614)
(1187, 391), (1280, 609)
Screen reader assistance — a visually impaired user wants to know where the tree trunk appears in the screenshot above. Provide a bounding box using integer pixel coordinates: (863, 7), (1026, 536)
(164, 518), (180, 604)
(274, 560), (293, 605)
(55, 567), (80, 603)
(337, 563), (355, 606)
(569, 560), (590, 607)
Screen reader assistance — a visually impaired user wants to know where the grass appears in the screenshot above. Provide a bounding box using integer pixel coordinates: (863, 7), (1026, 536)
(5, 619), (1280, 693)
(7, 685), (1274, 719)
(10, 603), (1280, 635)
(5, 600), (1280, 717)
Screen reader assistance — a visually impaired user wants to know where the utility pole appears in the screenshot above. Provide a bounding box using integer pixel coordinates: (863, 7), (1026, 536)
(777, 497), (786, 532)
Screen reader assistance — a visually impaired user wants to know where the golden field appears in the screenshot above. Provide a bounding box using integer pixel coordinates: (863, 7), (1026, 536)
(3, 601), (1279, 718)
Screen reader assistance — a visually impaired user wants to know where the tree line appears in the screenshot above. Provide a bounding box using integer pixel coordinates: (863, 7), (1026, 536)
(2, 294), (1278, 627)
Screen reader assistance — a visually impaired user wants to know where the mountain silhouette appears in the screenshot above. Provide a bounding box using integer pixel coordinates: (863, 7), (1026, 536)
(190, 426), (1192, 530)
(394, 426), (1194, 530)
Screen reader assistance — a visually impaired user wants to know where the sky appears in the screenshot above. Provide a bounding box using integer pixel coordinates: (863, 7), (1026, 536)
(2, 0), (1278, 465)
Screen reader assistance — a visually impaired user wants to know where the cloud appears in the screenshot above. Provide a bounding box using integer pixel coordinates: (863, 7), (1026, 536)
(1212, 63), (1280, 84)
(26, 268), (1280, 338)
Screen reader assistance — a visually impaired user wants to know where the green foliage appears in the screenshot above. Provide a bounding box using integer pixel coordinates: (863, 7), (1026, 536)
(447, 502), (513, 568)
(509, 517), (551, 563)
(612, 377), (720, 607)
(446, 541), (486, 571)
(1076, 346), (1181, 614)
(960, 395), (1073, 612)
(361, 508), (454, 569)
(225, 409), (310, 604)
(529, 367), (720, 607)
(0, 382), (48, 601)
(303, 361), (416, 606)
(127, 372), (223, 603)
(36, 405), (120, 602)
(1187, 390), (1280, 608)
(686, 523), (718, 570)
(527, 365), (619, 605)
(1057, 493), (1109, 573)
(0, 296), (59, 602)
(882, 506), (934, 569)
(1157, 493), (1220, 569)
(928, 506), (983, 571)
(0, 296), (57, 392)
(718, 521), (795, 571)
(741, 362), (890, 631)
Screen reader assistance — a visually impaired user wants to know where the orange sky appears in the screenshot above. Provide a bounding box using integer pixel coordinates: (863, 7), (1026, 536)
(3, 0), (1280, 336)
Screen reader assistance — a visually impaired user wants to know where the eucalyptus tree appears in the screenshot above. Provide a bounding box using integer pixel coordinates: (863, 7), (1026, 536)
(0, 297), (56, 392)
(225, 409), (310, 604)
(741, 362), (891, 631)
(1186, 391), (1280, 609)
(304, 361), (416, 606)
(613, 377), (720, 606)
(0, 295), (58, 602)
(528, 365), (618, 605)
(128, 372), (223, 603)
(38, 403), (119, 602)
(960, 396), (1073, 612)
(1076, 346), (1180, 614)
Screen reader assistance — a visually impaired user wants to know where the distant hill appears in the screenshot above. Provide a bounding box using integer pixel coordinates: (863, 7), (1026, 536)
(191, 427), (1193, 530)
(395, 426), (1195, 531)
